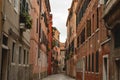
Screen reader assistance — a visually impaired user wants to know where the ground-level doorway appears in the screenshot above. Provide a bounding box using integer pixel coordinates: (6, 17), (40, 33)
(103, 55), (109, 80)
(1, 48), (8, 80)
(116, 59), (120, 80)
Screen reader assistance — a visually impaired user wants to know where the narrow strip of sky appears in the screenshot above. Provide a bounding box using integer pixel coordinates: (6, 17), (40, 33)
(50, 0), (72, 42)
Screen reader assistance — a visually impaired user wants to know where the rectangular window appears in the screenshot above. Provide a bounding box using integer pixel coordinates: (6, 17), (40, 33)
(114, 25), (120, 48)
(36, 18), (39, 33)
(23, 50), (26, 64)
(14, 0), (19, 13)
(104, 0), (108, 4)
(97, 8), (99, 28)
(12, 42), (15, 62)
(96, 51), (99, 72)
(37, 0), (40, 5)
(88, 54), (91, 71)
(19, 46), (22, 64)
(26, 2), (29, 13)
(70, 27), (72, 37)
(27, 51), (29, 64)
(2, 35), (8, 46)
(86, 20), (91, 37)
(77, 36), (79, 47)
(81, 28), (85, 44)
(38, 52), (40, 58)
(92, 14), (94, 33)
(85, 56), (87, 71)
(76, 0), (91, 27)
(92, 53), (94, 72)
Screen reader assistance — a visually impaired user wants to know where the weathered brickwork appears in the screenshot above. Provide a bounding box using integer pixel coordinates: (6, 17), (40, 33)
(67, 0), (111, 80)
(103, 0), (120, 80)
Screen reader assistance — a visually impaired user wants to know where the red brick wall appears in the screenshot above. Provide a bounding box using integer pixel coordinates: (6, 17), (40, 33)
(76, 0), (110, 80)
(47, 14), (53, 75)
(76, 72), (83, 80)
(29, 0), (40, 76)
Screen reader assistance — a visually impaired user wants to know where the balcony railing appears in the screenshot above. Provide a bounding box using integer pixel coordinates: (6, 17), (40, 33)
(19, 0), (32, 30)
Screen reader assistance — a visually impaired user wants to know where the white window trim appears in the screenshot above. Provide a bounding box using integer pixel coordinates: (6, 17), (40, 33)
(103, 55), (109, 80)
(9, 0), (12, 3)
(14, 0), (19, 13)
(11, 40), (16, 64)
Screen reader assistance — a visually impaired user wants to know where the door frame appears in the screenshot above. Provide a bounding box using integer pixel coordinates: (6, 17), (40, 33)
(103, 55), (109, 80)
(82, 57), (85, 80)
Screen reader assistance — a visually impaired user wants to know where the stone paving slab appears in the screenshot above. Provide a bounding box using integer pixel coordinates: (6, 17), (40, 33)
(42, 74), (75, 80)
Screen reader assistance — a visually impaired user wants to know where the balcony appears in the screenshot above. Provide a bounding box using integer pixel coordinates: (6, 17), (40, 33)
(20, 12), (32, 30)
(19, 0), (32, 31)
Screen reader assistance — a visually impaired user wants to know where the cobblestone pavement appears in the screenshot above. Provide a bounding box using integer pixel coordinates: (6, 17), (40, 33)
(42, 74), (75, 80)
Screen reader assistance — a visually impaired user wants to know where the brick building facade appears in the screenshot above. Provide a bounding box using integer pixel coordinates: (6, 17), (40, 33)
(29, 0), (51, 79)
(66, 0), (78, 78)
(29, 0), (41, 80)
(60, 43), (66, 72)
(65, 0), (116, 80)
(75, 0), (110, 80)
(52, 27), (61, 74)
(39, 0), (51, 78)
(47, 14), (53, 75)
(103, 0), (120, 80)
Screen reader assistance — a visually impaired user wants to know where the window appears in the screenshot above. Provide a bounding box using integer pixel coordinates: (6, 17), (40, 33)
(86, 20), (91, 37)
(70, 27), (72, 37)
(19, 46), (22, 64)
(27, 51), (29, 64)
(114, 24), (120, 48)
(104, 0), (108, 4)
(92, 15), (94, 32)
(77, 36), (80, 47)
(97, 8), (99, 28)
(12, 42), (15, 62)
(96, 51), (99, 72)
(26, 2), (29, 13)
(14, 0), (19, 13)
(2, 35), (8, 46)
(85, 56), (87, 71)
(38, 52), (40, 58)
(37, 0), (40, 5)
(36, 18), (39, 33)
(9, 0), (12, 3)
(23, 50), (26, 64)
(81, 28), (85, 44)
(88, 54), (91, 71)
(76, 0), (91, 27)
(92, 53), (94, 72)
(20, 0), (29, 13)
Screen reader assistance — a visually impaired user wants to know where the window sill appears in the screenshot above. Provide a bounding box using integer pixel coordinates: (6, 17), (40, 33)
(11, 63), (16, 65)
(14, 8), (19, 14)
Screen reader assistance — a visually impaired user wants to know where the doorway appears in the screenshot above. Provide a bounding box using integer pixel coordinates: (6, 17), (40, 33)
(116, 59), (120, 80)
(103, 55), (109, 80)
(82, 57), (85, 80)
(1, 48), (8, 80)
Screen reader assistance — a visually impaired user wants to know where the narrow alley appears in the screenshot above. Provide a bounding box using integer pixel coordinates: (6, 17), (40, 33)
(0, 0), (120, 80)
(42, 74), (75, 80)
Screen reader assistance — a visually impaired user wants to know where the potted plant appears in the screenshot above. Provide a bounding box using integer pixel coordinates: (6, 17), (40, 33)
(20, 11), (32, 29)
